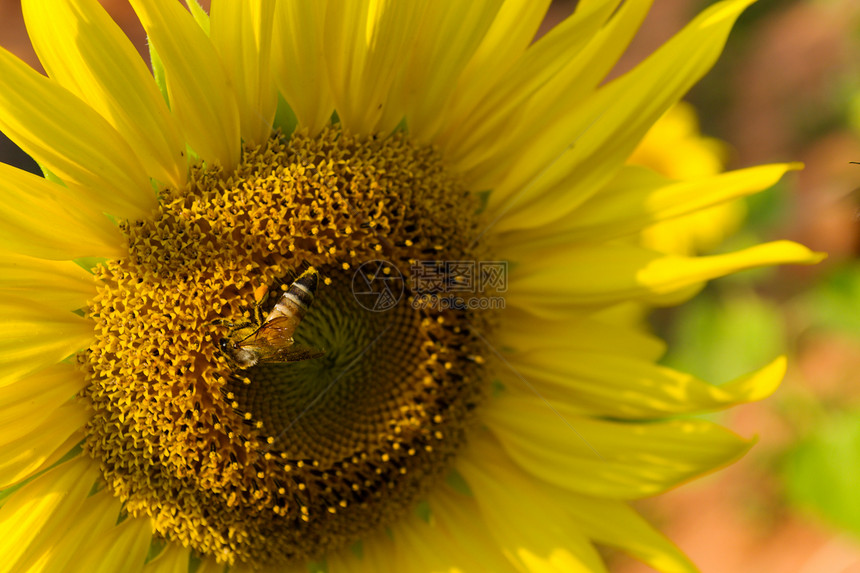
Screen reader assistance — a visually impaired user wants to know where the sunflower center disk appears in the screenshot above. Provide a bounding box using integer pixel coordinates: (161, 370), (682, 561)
(80, 128), (492, 566)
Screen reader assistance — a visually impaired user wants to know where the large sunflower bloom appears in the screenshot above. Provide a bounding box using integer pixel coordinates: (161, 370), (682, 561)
(0, 1), (821, 572)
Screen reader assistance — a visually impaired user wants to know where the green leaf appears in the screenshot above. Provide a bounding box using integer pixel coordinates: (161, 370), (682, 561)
(783, 411), (860, 538)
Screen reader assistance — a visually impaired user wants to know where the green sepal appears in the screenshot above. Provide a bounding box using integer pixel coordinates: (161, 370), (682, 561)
(0, 442), (83, 510)
(187, 553), (203, 573)
(273, 94), (298, 138)
(187, 0), (210, 36)
(149, 43), (169, 108)
(393, 116), (408, 134)
(38, 163), (63, 185)
(414, 499), (432, 522)
(473, 189), (491, 215)
(74, 257), (108, 273)
(144, 538), (166, 565)
(445, 467), (474, 496)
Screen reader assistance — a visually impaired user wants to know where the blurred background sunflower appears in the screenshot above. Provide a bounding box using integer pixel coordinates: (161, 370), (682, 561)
(1, 1), (859, 572)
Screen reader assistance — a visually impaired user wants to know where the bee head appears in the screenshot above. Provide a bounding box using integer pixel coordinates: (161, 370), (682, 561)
(218, 338), (230, 353)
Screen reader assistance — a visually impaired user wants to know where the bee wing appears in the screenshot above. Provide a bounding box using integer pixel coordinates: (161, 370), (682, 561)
(237, 316), (294, 348)
(260, 343), (325, 363)
(238, 317), (324, 363)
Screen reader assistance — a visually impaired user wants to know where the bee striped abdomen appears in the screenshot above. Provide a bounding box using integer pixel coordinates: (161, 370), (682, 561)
(267, 269), (318, 323)
(284, 271), (317, 309)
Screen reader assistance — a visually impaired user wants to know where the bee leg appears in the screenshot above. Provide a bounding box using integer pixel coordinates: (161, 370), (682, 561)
(211, 319), (254, 330)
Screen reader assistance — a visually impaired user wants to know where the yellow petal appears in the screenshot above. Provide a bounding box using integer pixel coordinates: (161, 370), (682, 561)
(503, 348), (785, 418)
(186, 0), (211, 35)
(486, 0), (755, 233)
(389, 510), (513, 573)
(0, 455), (99, 572)
(0, 47), (155, 219)
(327, 528), (399, 573)
(0, 402), (87, 489)
(0, 363), (84, 440)
(210, 0), (277, 145)
(0, 163), (124, 260)
(393, 0), (503, 142)
(496, 307), (666, 362)
(323, 0), (426, 134)
(195, 556), (230, 573)
(231, 558), (294, 573)
(426, 487), (521, 573)
(65, 513), (154, 573)
(505, 241), (825, 313)
(141, 543), (191, 573)
(552, 490), (697, 573)
(336, 498), (512, 573)
(0, 252), (95, 311)
(440, 0), (551, 142)
(0, 297), (93, 388)
(642, 201), (745, 256)
(483, 393), (752, 498)
(21, 488), (123, 573)
(628, 100), (725, 179)
(457, 430), (607, 573)
(444, 0), (644, 179)
(0, 429), (83, 490)
(22, 0), (187, 188)
(499, 163), (797, 249)
(271, 0), (333, 135)
(130, 0), (240, 172)
(328, 532), (394, 573)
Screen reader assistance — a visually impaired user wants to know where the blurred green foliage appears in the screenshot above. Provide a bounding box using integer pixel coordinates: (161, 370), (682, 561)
(784, 411), (860, 537)
(797, 265), (860, 334)
(661, 288), (785, 385)
(779, 264), (860, 536)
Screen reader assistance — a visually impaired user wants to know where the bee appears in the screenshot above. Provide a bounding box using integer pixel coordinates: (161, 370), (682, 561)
(218, 269), (325, 369)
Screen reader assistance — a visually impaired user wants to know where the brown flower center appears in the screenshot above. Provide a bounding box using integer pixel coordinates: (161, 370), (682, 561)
(80, 128), (492, 566)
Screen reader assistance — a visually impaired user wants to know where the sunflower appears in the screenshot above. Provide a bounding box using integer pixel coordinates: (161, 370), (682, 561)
(629, 101), (746, 256)
(0, 1), (821, 572)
